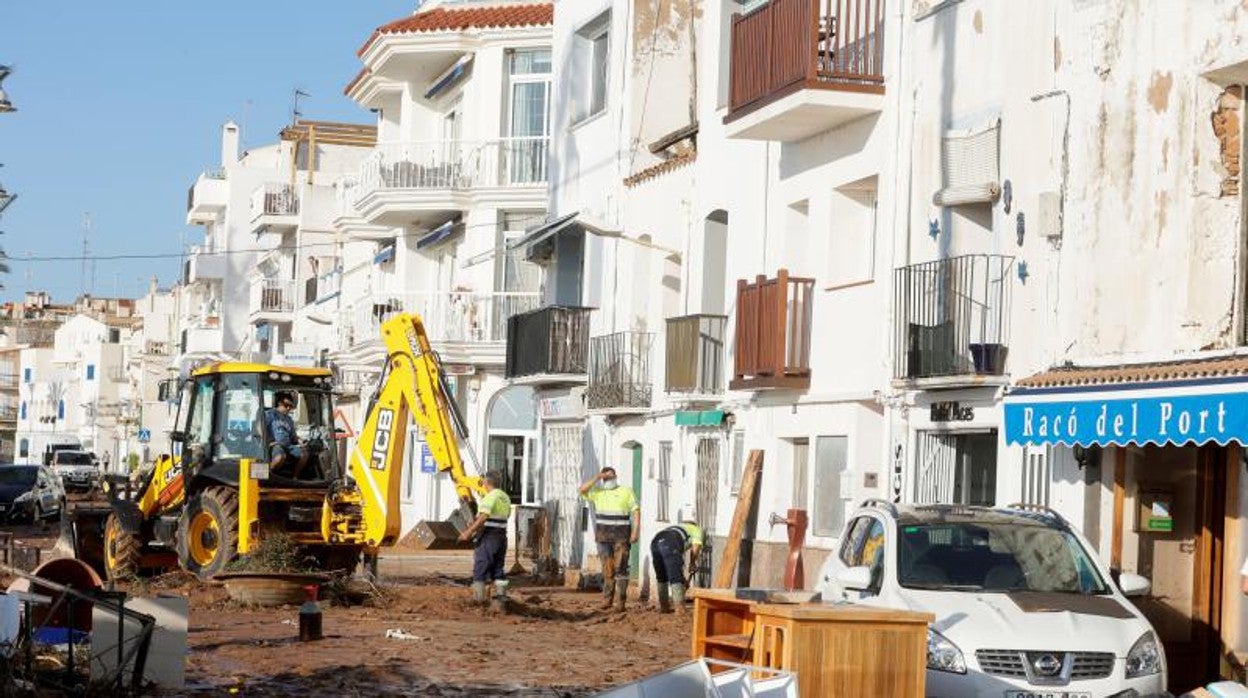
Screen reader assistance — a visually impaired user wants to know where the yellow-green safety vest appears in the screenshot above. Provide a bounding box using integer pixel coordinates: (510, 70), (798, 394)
(479, 488), (511, 530)
(583, 486), (638, 531)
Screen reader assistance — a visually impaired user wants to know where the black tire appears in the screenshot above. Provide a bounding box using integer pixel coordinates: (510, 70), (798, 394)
(104, 513), (142, 581)
(177, 487), (240, 580)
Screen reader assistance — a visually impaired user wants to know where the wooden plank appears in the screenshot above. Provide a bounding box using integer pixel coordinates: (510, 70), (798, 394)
(715, 449), (765, 588)
(1110, 446), (1125, 573)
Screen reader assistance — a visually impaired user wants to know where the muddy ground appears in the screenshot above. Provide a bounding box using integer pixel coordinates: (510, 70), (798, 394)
(0, 517), (693, 697)
(176, 574), (691, 696)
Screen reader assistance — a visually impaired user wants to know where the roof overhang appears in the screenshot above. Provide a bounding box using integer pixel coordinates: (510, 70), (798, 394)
(1005, 357), (1248, 448)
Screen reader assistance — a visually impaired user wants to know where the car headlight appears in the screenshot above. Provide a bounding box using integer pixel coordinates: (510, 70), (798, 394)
(13, 491), (33, 503)
(927, 628), (966, 674)
(1126, 631), (1162, 678)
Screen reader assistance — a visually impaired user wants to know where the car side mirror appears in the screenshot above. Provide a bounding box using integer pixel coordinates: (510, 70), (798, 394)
(1118, 572), (1151, 597)
(837, 566), (873, 592)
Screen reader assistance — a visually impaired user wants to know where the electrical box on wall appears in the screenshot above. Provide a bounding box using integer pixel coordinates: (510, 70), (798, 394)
(1037, 191), (1062, 240)
(1135, 487), (1175, 533)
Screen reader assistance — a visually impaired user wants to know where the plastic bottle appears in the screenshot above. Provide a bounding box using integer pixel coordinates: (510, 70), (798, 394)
(298, 585), (323, 642)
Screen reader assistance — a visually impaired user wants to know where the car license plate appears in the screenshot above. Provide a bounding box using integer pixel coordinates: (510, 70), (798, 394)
(1006, 693), (1090, 698)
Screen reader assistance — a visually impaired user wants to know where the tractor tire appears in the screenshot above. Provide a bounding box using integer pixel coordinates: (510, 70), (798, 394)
(177, 487), (240, 580)
(104, 513), (142, 581)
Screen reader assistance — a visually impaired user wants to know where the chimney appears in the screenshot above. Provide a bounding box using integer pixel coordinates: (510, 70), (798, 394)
(221, 121), (240, 166)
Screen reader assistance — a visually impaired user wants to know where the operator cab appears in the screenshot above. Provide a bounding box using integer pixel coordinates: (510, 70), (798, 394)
(175, 363), (341, 489)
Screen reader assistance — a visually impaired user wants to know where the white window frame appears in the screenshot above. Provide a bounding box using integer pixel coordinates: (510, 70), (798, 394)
(575, 13), (611, 124)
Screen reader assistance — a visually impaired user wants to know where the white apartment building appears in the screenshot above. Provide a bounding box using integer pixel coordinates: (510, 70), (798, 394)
(526, 0), (897, 592)
(118, 281), (178, 471)
(182, 119), (376, 370)
(332, 0), (553, 539)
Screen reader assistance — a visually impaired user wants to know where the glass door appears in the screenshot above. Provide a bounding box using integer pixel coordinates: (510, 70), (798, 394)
(506, 49), (551, 184)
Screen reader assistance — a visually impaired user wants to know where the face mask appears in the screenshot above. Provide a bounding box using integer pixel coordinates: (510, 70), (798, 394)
(601, 479), (618, 490)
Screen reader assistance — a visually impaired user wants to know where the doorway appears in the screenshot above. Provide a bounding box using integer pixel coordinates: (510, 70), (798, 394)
(1125, 444), (1225, 693)
(624, 443), (643, 578)
(913, 430), (997, 505)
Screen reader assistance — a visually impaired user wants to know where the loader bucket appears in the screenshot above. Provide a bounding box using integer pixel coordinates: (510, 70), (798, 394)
(412, 504), (476, 551)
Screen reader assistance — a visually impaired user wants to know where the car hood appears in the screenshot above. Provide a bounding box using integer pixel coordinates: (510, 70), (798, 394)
(54, 465), (95, 474)
(891, 589), (1153, 656)
(0, 483), (33, 503)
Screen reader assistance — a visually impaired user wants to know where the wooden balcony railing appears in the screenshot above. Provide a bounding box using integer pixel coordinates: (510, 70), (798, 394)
(505, 306), (593, 379)
(893, 255), (1013, 380)
(666, 314), (727, 395)
(587, 331), (653, 411)
(728, 0), (885, 118)
(731, 270), (815, 390)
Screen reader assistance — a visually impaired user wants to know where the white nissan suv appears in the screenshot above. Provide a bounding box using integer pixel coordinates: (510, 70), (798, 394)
(815, 501), (1166, 698)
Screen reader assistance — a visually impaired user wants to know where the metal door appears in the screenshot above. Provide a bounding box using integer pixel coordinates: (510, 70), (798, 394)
(544, 424), (584, 568)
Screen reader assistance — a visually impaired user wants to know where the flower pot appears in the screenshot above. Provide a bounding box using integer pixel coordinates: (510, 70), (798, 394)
(969, 343), (1008, 374)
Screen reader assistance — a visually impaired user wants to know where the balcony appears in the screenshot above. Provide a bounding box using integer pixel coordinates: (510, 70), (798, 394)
(179, 325), (223, 356)
(666, 314), (728, 398)
(505, 306), (592, 383)
(343, 291), (542, 366)
(731, 270), (815, 391)
(725, 0), (886, 142)
(587, 331), (654, 414)
(248, 278), (296, 323)
(185, 245), (227, 283)
(250, 182), (300, 233)
(304, 268), (343, 307)
(892, 255), (1013, 384)
(186, 169), (228, 224)
(353, 137), (548, 227)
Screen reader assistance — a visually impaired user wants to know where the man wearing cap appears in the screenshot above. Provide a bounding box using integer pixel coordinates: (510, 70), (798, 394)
(459, 472), (512, 610)
(650, 520), (703, 614)
(580, 466), (640, 611)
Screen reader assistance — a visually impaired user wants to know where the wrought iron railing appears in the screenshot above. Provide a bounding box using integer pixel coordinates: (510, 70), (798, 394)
(355, 137), (548, 202)
(250, 182), (299, 218)
(505, 306), (592, 379)
(892, 254), (1013, 379)
(588, 331), (653, 410)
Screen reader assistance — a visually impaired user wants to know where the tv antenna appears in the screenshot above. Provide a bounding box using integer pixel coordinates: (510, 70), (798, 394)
(81, 213), (94, 296)
(291, 89), (310, 124)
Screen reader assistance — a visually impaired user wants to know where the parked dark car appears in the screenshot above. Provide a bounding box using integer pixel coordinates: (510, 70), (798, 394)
(0, 464), (65, 523)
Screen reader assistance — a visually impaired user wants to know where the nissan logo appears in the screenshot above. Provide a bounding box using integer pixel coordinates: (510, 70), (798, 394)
(1033, 654), (1063, 676)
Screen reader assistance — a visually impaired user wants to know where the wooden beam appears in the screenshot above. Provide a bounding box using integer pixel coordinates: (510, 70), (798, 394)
(1110, 446), (1126, 574)
(714, 449), (764, 588)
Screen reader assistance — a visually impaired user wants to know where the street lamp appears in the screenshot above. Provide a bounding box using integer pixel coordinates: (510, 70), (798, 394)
(0, 66), (15, 114)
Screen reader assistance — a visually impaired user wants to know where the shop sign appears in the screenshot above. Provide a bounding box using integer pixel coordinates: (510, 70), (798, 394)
(539, 392), (584, 421)
(1006, 388), (1248, 447)
(419, 442), (436, 474)
(930, 401), (974, 422)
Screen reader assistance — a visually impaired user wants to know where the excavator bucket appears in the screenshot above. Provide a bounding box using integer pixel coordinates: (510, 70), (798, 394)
(412, 504), (476, 551)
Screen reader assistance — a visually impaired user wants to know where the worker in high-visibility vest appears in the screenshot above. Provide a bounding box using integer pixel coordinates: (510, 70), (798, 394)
(650, 521), (703, 614)
(580, 466), (640, 612)
(459, 472), (512, 610)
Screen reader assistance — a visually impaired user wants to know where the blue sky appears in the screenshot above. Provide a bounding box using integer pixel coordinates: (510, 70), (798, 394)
(0, 2), (413, 302)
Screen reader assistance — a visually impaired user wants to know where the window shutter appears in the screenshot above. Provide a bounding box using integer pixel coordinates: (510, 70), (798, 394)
(933, 120), (1001, 206)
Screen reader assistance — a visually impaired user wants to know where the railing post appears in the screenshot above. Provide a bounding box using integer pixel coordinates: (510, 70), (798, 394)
(775, 269), (790, 375)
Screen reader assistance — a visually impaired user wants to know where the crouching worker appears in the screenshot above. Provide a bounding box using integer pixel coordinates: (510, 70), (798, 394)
(651, 520), (703, 614)
(458, 472), (511, 611)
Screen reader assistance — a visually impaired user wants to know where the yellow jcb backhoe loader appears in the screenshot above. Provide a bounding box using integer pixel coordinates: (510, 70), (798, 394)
(68, 313), (484, 580)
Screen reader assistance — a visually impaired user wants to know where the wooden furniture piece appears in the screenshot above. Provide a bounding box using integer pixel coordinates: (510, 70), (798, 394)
(691, 589), (932, 698)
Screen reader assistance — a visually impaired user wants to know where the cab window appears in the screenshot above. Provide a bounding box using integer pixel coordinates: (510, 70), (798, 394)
(184, 377), (216, 467)
(218, 373), (264, 460)
(840, 516), (872, 565)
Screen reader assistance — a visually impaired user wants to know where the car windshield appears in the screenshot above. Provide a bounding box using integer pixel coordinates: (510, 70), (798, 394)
(0, 467), (38, 485)
(898, 521), (1109, 594)
(56, 453), (94, 466)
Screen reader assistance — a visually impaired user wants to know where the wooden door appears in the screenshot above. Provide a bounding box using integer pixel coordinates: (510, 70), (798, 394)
(1131, 444), (1224, 693)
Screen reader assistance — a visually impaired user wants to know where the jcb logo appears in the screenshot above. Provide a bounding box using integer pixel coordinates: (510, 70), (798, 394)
(371, 408), (394, 471)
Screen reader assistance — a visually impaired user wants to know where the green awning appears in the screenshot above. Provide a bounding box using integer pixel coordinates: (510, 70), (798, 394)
(675, 410), (724, 427)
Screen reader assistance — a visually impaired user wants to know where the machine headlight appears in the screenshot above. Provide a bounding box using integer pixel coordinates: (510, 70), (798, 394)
(927, 628), (966, 674)
(1125, 631), (1162, 678)
(13, 491), (33, 503)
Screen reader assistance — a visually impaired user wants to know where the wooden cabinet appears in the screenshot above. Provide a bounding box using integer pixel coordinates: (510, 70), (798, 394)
(691, 589), (932, 698)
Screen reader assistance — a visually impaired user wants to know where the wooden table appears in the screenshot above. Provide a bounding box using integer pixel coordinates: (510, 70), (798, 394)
(690, 589), (933, 698)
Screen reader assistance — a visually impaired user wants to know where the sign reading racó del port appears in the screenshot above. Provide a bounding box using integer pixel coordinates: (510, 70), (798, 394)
(1004, 388), (1248, 447)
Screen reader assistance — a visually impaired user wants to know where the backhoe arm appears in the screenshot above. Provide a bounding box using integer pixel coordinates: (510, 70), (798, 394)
(343, 313), (485, 547)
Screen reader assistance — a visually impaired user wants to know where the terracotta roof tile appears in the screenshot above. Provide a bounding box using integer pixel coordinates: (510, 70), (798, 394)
(1016, 356), (1248, 388)
(358, 3), (553, 56)
(624, 151), (697, 187)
